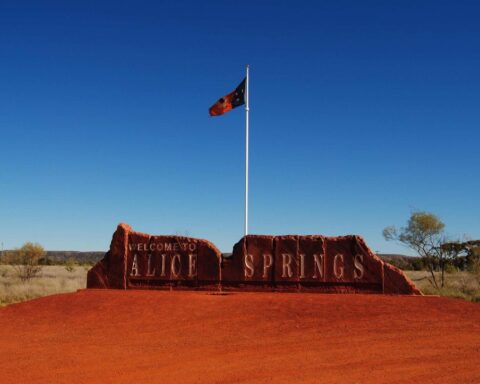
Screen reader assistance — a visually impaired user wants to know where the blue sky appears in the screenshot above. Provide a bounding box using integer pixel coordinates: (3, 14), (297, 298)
(1, 1), (479, 253)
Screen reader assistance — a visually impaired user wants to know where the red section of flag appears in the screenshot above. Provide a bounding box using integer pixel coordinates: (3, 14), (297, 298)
(209, 78), (246, 117)
(209, 90), (236, 116)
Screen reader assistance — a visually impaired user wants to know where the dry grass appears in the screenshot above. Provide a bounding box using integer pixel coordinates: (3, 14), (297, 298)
(406, 270), (480, 302)
(0, 265), (88, 306)
(1, 266), (479, 306)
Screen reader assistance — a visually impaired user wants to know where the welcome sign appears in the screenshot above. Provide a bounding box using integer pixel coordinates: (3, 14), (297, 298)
(87, 224), (420, 295)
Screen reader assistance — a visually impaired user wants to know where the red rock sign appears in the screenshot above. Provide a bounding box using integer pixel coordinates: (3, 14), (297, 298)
(87, 224), (420, 295)
(87, 224), (221, 290)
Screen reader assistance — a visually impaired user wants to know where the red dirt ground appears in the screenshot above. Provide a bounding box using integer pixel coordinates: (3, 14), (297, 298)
(1, 290), (479, 384)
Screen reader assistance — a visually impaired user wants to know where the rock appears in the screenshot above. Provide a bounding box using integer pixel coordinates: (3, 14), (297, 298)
(383, 262), (422, 295)
(221, 234), (419, 294)
(87, 224), (222, 290)
(88, 224), (420, 295)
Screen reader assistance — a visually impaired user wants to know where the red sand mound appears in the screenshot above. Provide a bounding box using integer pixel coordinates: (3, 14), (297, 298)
(1, 290), (479, 383)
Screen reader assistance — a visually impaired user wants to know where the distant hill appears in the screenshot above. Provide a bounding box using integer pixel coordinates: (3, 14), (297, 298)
(44, 251), (105, 265)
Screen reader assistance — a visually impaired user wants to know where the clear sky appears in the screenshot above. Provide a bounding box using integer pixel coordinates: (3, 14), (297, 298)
(1, 1), (479, 253)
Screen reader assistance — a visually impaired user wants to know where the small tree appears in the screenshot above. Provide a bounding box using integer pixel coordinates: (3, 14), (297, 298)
(442, 240), (480, 285)
(383, 211), (456, 289)
(6, 242), (45, 281)
(463, 240), (480, 272)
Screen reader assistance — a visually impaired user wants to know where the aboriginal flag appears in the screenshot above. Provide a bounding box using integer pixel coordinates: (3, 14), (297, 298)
(209, 78), (246, 116)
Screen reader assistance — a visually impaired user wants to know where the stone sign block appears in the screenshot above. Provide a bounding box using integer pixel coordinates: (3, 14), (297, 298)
(88, 224), (221, 290)
(87, 223), (421, 295)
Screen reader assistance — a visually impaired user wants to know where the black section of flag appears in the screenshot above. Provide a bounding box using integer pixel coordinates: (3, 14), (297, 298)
(231, 78), (246, 108)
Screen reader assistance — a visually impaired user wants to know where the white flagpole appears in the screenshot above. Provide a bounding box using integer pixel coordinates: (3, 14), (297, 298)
(244, 65), (250, 236)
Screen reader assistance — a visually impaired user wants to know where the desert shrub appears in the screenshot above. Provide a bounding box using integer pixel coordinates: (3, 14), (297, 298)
(64, 258), (77, 272)
(0, 267), (8, 278)
(444, 263), (457, 274)
(410, 258), (424, 271)
(5, 242), (45, 281)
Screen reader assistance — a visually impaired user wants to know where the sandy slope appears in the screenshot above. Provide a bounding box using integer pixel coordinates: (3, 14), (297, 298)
(0, 290), (479, 383)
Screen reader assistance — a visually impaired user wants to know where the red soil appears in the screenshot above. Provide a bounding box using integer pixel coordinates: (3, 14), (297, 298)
(1, 290), (479, 384)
